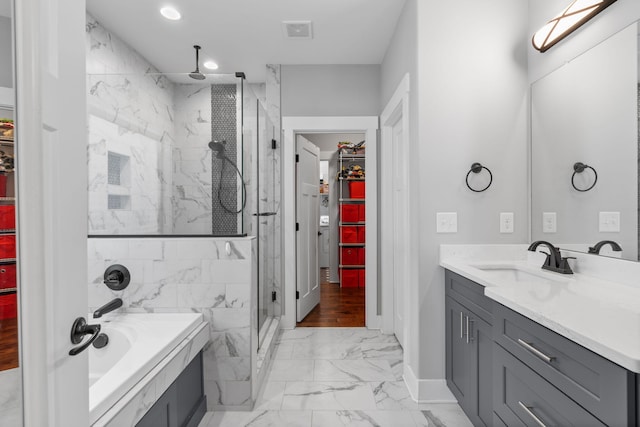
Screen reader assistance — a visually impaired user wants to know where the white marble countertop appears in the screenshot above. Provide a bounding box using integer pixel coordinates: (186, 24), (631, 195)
(440, 245), (640, 373)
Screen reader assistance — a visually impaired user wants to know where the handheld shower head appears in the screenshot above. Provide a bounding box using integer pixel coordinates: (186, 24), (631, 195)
(189, 45), (205, 80)
(208, 140), (226, 158)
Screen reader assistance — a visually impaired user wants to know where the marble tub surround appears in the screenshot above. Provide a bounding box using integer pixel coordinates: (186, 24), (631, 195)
(440, 244), (640, 373)
(88, 236), (257, 411)
(94, 318), (209, 426)
(198, 328), (472, 427)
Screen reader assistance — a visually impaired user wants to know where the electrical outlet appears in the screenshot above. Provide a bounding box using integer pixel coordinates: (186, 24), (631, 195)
(599, 212), (620, 232)
(500, 212), (514, 233)
(542, 212), (556, 233)
(436, 212), (457, 233)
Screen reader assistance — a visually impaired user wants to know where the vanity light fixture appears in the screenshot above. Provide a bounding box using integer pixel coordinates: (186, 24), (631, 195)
(160, 6), (181, 21)
(532, 0), (616, 52)
(204, 61), (219, 70)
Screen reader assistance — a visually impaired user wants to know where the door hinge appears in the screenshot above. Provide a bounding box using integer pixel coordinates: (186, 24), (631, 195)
(296, 222), (299, 231)
(272, 291), (277, 302)
(272, 139), (277, 150)
(296, 291), (300, 300)
(296, 154), (299, 163)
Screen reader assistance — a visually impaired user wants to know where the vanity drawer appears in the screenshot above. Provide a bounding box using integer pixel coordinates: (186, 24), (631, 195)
(494, 343), (606, 427)
(445, 270), (492, 324)
(494, 303), (634, 426)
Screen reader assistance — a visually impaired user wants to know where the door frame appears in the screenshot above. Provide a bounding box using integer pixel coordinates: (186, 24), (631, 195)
(380, 74), (411, 342)
(282, 116), (379, 329)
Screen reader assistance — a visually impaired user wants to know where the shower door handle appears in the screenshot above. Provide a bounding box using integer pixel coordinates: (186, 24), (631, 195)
(252, 212), (277, 217)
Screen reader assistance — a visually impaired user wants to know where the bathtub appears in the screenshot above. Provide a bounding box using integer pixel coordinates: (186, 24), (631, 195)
(88, 313), (205, 424)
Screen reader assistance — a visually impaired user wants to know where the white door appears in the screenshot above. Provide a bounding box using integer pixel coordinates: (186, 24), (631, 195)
(296, 136), (320, 322)
(17, 0), (89, 425)
(392, 120), (407, 348)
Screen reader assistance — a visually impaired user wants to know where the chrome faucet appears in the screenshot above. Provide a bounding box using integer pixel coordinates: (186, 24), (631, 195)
(588, 240), (622, 255)
(93, 298), (123, 318)
(527, 241), (574, 274)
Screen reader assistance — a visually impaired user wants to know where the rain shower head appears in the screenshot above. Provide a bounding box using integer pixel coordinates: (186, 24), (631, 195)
(189, 45), (205, 80)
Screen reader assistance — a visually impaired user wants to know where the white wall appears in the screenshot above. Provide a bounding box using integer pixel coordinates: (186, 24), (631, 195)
(380, 0), (529, 392)
(281, 65), (380, 116)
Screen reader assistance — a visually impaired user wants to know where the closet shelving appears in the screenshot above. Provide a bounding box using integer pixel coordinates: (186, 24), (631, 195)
(337, 150), (365, 287)
(0, 132), (17, 313)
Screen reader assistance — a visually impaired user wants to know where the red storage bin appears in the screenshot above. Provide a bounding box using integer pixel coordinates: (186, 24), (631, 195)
(358, 204), (366, 222)
(0, 205), (15, 230)
(358, 270), (366, 288)
(0, 235), (15, 259)
(340, 269), (359, 288)
(340, 226), (358, 243)
(348, 181), (365, 199)
(0, 264), (16, 289)
(340, 204), (359, 222)
(341, 247), (364, 265)
(357, 226), (366, 243)
(0, 293), (17, 319)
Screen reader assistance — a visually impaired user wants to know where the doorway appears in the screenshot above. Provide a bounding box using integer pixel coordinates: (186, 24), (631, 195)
(282, 117), (379, 330)
(295, 133), (366, 327)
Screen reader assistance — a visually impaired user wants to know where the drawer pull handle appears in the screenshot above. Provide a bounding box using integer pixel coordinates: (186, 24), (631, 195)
(517, 339), (555, 363)
(465, 315), (470, 343)
(518, 401), (547, 427)
(460, 311), (464, 339)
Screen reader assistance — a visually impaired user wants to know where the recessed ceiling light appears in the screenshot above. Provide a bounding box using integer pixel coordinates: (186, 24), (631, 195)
(160, 6), (181, 21)
(204, 61), (219, 70)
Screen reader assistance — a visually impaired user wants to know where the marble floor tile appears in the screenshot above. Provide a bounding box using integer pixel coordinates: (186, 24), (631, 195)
(198, 411), (215, 427)
(417, 403), (474, 427)
(207, 410), (312, 427)
(253, 382), (285, 411)
(279, 328), (398, 345)
(313, 360), (396, 382)
(291, 342), (403, 360)
(389, 359), (404, 380)
(281, 382), (377, 411)
(311, 410), (420, 427)
(371, 381), (419, 410)
(268, 359), (314, 382)
(272, 342), (294, 359)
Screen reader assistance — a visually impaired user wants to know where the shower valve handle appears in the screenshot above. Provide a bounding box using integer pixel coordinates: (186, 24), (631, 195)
(69, 317), (101, 356)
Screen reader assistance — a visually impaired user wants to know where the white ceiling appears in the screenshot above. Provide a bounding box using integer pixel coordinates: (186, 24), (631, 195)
(86, 0), (406, 82)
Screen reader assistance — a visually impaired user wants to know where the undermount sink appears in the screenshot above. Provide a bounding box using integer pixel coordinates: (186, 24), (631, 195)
(471, 264), (569, 285)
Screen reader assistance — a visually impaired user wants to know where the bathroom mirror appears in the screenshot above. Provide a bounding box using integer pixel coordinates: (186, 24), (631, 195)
(531, 21), (639, 261)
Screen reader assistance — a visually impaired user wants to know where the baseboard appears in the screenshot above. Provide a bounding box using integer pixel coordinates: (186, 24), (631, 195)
(403, 364), (457, 403)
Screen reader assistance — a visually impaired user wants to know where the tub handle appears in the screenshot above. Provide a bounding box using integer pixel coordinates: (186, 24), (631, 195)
(69, 317), (101, 356)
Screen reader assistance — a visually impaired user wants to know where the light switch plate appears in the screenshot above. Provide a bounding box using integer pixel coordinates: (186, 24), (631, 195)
(436, 212), (457, 233)
(500, 212), (514, 233)
(542, 212), (556, 233)
(599, 211), (620, 232)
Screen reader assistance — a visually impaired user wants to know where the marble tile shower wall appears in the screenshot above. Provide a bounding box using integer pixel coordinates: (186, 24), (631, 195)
(87, 237), (257, 410)
(172, 84), (215, 234)
(86, 14), (175, 234)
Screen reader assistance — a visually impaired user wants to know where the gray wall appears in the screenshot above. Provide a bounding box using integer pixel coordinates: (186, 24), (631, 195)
(0, 16), (12, 88)
(281, 65), (380, 116)
(380, 0), (529, 384)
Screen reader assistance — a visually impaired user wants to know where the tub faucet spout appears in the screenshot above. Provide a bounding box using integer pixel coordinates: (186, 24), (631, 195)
(93, 298), (123, 318)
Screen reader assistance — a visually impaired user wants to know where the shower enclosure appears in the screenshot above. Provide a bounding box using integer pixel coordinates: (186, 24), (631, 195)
(86, 71), (279, 347)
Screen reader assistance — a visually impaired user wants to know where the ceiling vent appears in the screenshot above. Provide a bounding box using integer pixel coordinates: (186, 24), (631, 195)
(282, 21), (313, 39)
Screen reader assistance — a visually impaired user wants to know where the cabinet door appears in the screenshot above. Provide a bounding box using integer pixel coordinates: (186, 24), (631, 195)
(136, 385), (178, 427)
(469, 313), (492, 427)
(445, 297), (471, 405)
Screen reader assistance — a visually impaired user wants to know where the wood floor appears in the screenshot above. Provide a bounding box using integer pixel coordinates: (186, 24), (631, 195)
(0, 316), (19, 371)
(297, 268), (365, 327)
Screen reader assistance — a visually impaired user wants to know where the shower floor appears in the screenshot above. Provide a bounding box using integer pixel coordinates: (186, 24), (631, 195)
(297, 268), (365, 327)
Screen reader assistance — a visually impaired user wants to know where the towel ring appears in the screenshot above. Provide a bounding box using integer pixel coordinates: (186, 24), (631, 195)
(466, 162), (492, 193)
(571, 162), (597, 192)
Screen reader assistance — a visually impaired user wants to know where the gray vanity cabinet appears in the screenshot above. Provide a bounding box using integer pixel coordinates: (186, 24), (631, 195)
(445, 271), (493, 427)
